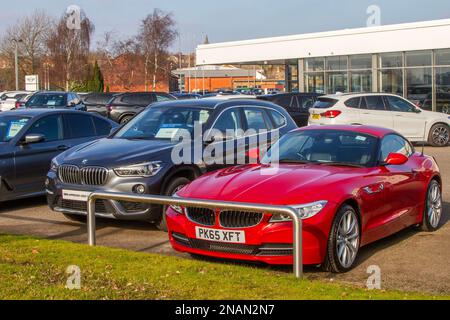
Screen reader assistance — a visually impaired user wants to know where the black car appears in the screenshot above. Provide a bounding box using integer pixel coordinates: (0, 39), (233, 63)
(47, 98), (297, 230)
(106, 92), (176, 124)
(82, 92), (120, 117)
(26, 91), (87, 111)
(0, 109), (117, 202)
(258, 93), (322, 126)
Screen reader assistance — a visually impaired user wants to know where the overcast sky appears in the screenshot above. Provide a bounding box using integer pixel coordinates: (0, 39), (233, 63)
(1, 0), (450, 52)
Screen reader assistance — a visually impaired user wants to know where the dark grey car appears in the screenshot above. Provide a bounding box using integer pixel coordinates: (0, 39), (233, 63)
(46, 98), (297, 230)
(0, 109), (117, 202)
(26, 91), (87, 111)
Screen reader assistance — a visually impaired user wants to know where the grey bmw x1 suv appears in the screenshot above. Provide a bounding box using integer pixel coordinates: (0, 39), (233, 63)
(46, 98), (297, 230)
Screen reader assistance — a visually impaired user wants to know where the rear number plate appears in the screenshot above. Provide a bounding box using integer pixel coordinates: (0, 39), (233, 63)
(311, 114), (321, 120)
(195, 226), (245, 243)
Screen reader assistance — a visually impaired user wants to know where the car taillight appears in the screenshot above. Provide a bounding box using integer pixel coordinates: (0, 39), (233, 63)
(320, 110), (342, 118)
(15, 102), (20, 109)
(106, 105), (112, 112)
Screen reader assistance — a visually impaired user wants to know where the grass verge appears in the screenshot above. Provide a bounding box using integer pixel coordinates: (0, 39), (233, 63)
(0, 234), (447, 300)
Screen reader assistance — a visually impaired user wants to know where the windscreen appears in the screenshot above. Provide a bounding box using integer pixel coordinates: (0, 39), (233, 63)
(26, 93), (66, 107)
(262, 130), (379, 167)
(312, 97), (338, 109)
(0, 116), (30, 142)
(115, 106), (212, 140)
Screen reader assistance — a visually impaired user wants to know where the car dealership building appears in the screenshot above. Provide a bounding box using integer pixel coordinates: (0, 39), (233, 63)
(196, 19), (450, 113)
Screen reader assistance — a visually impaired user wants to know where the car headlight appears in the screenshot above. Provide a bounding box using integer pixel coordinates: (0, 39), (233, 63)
(269, 200), (328, 222)
(169, 192), (183, 215)
(113, 161), (162, 177)
(50, 159), (59, 172)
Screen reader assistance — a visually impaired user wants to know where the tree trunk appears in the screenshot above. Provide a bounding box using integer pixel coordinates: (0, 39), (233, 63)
(153, 52), (158, 92)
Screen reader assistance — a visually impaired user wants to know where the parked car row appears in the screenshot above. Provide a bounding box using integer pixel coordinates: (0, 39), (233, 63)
(0, 91), (447, 274)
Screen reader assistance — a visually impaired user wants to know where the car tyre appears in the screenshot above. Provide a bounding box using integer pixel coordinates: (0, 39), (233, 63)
(428, 123), (449, 147)
(156, 176), (191, 232)
(120, 115), (134, 124)
(420, 179), (442, 232)
(62, 213), (86, 223)
(322, 204), (360, 273)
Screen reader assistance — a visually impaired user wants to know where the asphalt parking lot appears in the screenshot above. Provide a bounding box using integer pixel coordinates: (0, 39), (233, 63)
(0, 146), (448, 295)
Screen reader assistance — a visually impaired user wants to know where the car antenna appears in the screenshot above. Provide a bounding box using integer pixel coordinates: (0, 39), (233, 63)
(421, 122), (427, 156)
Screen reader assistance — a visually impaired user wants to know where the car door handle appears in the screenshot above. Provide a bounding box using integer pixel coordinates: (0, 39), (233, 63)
(57, 145), (70, 151)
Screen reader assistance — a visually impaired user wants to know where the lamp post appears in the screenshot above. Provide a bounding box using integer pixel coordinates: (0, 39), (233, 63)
(12, 38), (23, 91)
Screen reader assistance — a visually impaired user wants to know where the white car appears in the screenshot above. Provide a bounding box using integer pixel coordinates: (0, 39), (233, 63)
(309, 93), (450, 147)
(0, 91), (30, 111)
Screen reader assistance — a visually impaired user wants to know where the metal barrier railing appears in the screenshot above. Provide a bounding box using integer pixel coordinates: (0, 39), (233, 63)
(87, 191), (303, 278)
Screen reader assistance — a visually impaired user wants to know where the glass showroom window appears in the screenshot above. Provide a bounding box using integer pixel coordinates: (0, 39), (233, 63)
(327, 72), (348, 93)
(305, 73), (325, 94)
(379, 52), (403, 95)
(326, 56), (348, 93)
(305, 57), (325, 72)
(350, 55), (372, 92)
(434, 49), (450, 114)
(405, 51), (432, 106)
(304, 58), (325, 93)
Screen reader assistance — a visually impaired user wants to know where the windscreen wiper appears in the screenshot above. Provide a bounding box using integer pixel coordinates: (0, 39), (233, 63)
(315, 161), (364, 168)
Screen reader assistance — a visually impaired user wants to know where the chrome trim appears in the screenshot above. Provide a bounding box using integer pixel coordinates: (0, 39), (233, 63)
(58, 165), (109, 186)
(218, 210), (264, 228)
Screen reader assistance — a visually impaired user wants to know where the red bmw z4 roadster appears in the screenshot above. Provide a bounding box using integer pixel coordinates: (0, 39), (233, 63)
(166, 125), (443, 272)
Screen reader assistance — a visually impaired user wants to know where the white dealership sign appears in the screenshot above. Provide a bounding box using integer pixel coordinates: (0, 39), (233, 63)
(25, 75), (39, 91)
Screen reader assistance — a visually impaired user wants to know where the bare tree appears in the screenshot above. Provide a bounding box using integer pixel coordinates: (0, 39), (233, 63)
(137, 9), (177, 91)
(0, 10), (53, 88)
(46, 10), (94, 90)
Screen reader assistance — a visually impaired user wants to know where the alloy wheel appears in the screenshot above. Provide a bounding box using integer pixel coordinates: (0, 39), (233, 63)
(432, 126), (449, 146)
(427, 182), (442, 229)
(336, 210), (360, 268)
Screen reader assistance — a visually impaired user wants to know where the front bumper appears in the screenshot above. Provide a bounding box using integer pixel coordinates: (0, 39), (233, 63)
(166, 203), (336, 266)
(46, 170), (164, 221)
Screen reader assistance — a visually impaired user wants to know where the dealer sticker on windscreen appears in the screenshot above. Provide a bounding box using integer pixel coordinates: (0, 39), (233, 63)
(195, 226), (246, 243)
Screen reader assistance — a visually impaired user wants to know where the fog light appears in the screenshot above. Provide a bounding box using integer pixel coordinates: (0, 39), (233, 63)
(133, 184), (146, 194)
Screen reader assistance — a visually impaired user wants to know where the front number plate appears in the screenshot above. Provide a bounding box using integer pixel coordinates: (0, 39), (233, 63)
(195, 226), (246, 243)
(62, 189), (91, 202)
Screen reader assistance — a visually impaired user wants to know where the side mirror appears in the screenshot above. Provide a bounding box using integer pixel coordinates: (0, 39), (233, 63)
(414, 108), (422, 113)
(109, 126), (121, 137)
(384, 153), (408, 166)
(246, 147), (260, 163)
(22, 134), (45, 145)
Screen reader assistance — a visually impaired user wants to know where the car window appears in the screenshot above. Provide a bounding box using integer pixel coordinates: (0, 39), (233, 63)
(93, 117), (113, 136)
(263, 130), (378, 167)
(345, 97), (361, 108)
(268, 110), (286, 128)
(65, 114), (96, 138)
(0, 116), (30, 142)
(26, 115), (64, 142)
(122, 94), (155, 105)
(299, 96), (315, 110)
(213, 108), (243, 136)
(155, 94), (173, 102)
(385, 96), (416, 112)
(312, 98), (338, 109)
(27, 93), (66, 107)
(365, 96), (386, 110)
(244, 108), (271, 131)
(274, 96), (293, 109)
(380, 134), (413, 161)
(84, 94), (114, 105)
